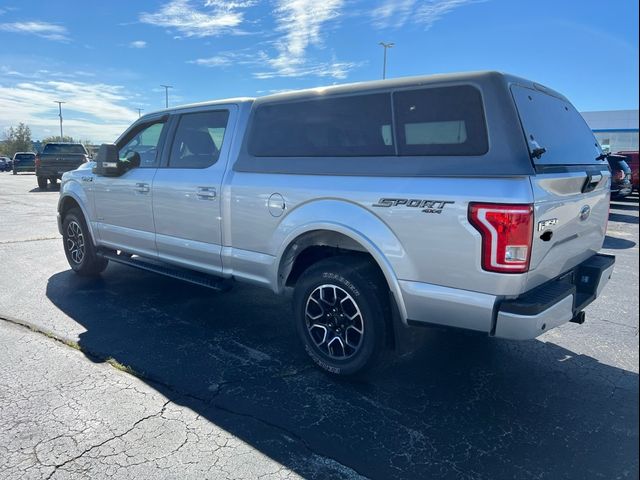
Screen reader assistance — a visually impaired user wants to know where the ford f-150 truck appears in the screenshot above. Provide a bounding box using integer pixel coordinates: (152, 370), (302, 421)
(36, 142), (89, 189)
(57, 72), (615, 376)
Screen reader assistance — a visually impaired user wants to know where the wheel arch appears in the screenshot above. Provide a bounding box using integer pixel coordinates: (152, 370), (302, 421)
(272, 200), (414, 324)
(58, 188), (97, 246)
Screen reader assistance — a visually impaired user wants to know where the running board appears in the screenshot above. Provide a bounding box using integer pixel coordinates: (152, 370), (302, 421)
(98, 250), (232, 292)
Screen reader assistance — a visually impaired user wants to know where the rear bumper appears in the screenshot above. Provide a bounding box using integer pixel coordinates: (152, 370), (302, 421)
(494, 254), (615, 340)
(401, 253), (615, 339)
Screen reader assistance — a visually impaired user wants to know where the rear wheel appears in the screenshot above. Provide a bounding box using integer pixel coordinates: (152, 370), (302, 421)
(293, 256), (389, 376)
(37, 176), (48, 189)
(62, 208), (108, 276)
(12, 169), (16, 175)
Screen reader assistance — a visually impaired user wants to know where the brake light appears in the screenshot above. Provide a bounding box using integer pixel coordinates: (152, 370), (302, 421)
(468, 203), (534, 273)
(35, 154), (41, 169)
(614, 170), (625, 181)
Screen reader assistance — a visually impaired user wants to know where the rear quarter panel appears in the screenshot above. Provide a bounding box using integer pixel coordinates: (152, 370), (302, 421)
(224, 172), (534, 297)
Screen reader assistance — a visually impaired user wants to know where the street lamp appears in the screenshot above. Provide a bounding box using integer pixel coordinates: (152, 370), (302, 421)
(378, 42), (394, 80)
(160, 85), (173, 108)
(54, 100), (65, 140)
(137, 108), (143, 118)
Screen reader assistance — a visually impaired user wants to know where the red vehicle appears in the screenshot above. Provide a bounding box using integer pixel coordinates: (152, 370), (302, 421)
(616, 151), (639, 191)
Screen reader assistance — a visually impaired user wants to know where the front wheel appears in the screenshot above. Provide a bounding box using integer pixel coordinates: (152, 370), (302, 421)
(62, 208), (108, 276)
(293, 256), (389, 376)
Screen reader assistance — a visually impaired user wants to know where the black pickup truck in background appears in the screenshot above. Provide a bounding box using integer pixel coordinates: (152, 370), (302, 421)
(35, 143), (89, 189)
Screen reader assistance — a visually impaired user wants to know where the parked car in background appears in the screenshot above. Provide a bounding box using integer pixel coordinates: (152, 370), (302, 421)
(0, 156), (11, 172)
(616, 151), (639, 191)
(607, 154), (633, 199)
(12, 152), (36, 174)
(35, 143), (89, 189)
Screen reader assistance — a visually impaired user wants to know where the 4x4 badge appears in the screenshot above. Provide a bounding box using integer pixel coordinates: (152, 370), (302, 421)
(372, 198), (454, 214)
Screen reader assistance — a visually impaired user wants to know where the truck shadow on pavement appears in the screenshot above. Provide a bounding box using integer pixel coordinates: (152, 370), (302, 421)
(45, 266), (639, 480)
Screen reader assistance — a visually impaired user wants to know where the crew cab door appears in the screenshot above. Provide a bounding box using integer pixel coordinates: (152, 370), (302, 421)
(93, 118), (168, 258)
(152, 105), (236, 274)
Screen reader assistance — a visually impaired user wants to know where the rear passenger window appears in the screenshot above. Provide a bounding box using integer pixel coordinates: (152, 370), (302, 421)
(249, 93), (394, 157)
(169, 110), (229, 168)
(393, 86), (488, 156)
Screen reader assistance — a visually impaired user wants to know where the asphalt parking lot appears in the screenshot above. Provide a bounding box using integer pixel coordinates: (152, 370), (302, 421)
(0, 172), (638, 479)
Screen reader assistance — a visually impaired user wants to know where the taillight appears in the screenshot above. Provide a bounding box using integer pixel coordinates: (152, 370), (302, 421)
(468, 203), (534, 274)
(35, 155), (41, 168)
(614, 170), (625, 181)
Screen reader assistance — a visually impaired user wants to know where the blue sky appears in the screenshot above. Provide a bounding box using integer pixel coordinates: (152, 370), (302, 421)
(0, 0), (638, 142)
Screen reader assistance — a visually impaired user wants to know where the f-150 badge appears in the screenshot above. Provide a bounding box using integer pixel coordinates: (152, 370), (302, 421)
(373, 198), (454, 214)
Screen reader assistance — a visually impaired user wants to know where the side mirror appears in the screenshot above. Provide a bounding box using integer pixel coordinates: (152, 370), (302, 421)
(93, 144), (121, 177)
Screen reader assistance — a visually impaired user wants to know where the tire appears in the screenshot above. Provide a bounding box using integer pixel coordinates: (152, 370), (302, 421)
(62, 208), (108, 276)
(12, 169), (16, 175)
(37, 176), (48, 190)
(293, 255), (389, 376)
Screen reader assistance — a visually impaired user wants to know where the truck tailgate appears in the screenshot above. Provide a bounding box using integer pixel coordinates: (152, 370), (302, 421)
(510, 83), (611, 291)
(527, 169), (610, 289)
(40, 154), (86, 173)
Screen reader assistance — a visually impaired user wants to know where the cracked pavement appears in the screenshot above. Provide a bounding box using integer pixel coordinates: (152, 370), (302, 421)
(0, 173), (638, 479)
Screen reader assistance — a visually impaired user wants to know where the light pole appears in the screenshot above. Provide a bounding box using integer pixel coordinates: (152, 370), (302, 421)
(160, 85), (173, 108)
(137, 108), (143, 118)
(54, 100), (65, 140)
(378, 42), (394, 80)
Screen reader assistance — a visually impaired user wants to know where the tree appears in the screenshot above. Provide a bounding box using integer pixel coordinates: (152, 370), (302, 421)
(2, 123), (33, 157)
(40, 136), (93, 149)
(41, 135), (76, 144)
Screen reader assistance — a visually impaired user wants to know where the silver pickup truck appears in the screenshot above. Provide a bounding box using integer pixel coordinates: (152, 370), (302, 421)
(58, 71), (615, 376)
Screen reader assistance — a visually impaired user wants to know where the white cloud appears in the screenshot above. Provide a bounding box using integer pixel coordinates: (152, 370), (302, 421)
(189, 55), (233, 67)
(372, 0), (485, 29)
(189, 49), (362, 80)
(184, 1), (361, 79)
(129, 40), (147, 48)
(0, 78), (138, 142)
(231, 0), (359, 79)
(0, 21), (69, 41)
(139, 0), (254, 38)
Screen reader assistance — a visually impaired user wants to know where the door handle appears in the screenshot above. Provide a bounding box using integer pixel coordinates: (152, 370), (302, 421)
(196, 186), (216, 200)
(135, 182), (150, 193)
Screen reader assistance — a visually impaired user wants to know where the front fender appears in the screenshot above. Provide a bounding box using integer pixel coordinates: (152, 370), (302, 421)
(272, 199), (417, 322)
(58, 179), (98, 245)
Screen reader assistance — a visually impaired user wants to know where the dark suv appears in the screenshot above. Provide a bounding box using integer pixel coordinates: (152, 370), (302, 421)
(0, 156), (11, 172)
(12, 152), (37, 174)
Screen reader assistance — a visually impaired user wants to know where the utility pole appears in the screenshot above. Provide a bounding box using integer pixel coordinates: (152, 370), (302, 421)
(54, 101), (65, 140)
(137, 108), (143, 118)
(378, 42), (394, 80)
(160, 85), (173, 108)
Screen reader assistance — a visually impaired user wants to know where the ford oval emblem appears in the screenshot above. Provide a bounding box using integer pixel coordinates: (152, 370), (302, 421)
(579, 205), (591, 221)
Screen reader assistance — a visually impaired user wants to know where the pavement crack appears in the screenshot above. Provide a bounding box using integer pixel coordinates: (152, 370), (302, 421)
(44, 400), (171, 479)
(0, 236), (59, 245)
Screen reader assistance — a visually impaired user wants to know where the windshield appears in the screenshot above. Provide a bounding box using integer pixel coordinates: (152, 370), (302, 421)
(43, 144), (87, 155)
(15, 154), (35, 160)
(511, 85), (602, 165)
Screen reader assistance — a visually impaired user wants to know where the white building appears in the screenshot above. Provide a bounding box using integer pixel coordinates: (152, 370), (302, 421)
(581, 109), (639, 153)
